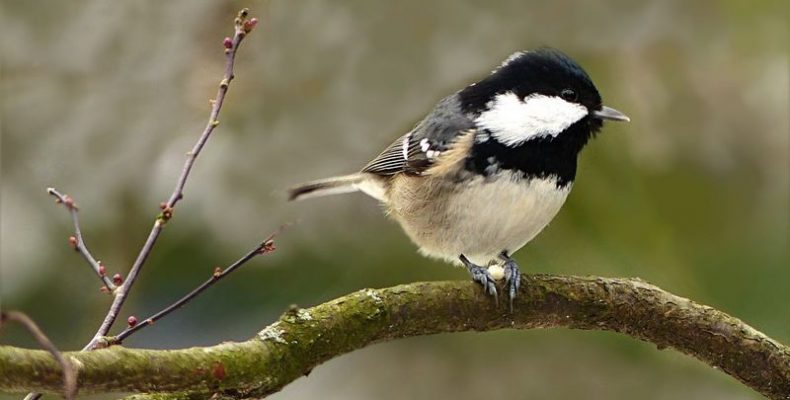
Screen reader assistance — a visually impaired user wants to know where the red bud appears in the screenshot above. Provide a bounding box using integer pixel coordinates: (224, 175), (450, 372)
(127, 316), (138, 327)
(243, 18), (258, 33)
(68, 236), (78, 249)
(112, 273), (123, 286)
(223, 37), (233, 49)
(259, 240), (275, 254)
(63, 195), (75, 208)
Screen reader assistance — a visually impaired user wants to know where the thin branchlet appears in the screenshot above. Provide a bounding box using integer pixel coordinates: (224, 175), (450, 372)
(46, 188), (117, 292)
(111, 233), (279, 344)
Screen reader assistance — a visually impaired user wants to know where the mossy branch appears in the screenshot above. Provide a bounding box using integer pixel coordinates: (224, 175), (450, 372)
(1, 276), (788, 399)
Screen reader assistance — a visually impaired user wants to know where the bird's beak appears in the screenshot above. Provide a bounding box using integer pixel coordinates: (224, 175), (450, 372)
(592, 106), (630, 122)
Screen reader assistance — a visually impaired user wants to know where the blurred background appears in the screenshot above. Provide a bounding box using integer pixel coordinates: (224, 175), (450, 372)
(1, 0), (788, 399)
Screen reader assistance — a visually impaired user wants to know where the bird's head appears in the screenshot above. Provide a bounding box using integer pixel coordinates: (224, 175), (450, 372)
(459, 48), (629, 147)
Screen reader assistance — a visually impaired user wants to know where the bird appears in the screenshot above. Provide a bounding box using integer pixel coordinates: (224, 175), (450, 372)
(289, 48), (629, 306)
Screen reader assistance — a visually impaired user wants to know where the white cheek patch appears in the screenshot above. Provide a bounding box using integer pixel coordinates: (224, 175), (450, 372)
(475, 92), (588, 146)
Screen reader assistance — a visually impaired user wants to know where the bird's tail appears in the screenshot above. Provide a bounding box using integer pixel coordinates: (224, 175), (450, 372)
(288, 173), (365, 201)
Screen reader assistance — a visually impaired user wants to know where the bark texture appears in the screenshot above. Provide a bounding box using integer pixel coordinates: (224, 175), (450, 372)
(1, 276), (788, 399)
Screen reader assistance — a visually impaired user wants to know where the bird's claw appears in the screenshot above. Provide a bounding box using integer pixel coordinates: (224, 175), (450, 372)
(460, 255), (499, 302)
(503, 259), (521, 311)
(468, 264), (498, 302)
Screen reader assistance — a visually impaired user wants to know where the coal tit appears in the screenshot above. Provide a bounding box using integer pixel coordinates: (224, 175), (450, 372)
(289, 48), (629, 305)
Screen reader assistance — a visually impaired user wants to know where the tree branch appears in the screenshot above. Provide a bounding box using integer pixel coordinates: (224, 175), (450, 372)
(0, 311), (77, 400)
(46, 188), (117, 292)
(111, 236), (276, 344)
(1, 276), (787, 399)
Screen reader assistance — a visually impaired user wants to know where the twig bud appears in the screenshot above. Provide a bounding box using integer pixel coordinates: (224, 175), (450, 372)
(112, 273), (124, 286)
(213, 266), (223, 278)
(62, 195), (77, 210)
(127, 316), (138, 327)
(223, 37), (233, 49)
(68, 236), (78, 249)
(158, 206), (174, 224)
(98, 262), (106, 276)
(100, 286), (110, 293)
(243, 18), (258, 33)
(259, 240), (276, 254)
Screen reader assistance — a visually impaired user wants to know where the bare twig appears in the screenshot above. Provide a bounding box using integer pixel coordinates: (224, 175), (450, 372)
(46, 187), (116, 292)
(1, 311), (77, 400)
(112, 233), (278, 344)
(23, 10), (259, 400)
(81, 8), (258, 351)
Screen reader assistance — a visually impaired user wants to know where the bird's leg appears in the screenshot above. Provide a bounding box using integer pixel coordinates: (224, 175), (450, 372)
(459, 254), (498, 303)
(498, 251), (521, 310)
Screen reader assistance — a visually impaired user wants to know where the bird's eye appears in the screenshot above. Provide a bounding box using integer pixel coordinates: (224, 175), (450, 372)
(560, 89), (578, 102)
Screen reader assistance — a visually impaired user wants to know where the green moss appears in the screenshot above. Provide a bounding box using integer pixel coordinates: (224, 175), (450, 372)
(1, 278), (788, 399)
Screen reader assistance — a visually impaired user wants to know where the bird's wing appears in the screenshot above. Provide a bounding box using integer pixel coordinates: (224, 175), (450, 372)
(361, 95), (476, 176)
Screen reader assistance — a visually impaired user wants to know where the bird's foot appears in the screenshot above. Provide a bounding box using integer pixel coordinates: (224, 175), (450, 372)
(499, 252), (522, 311)
(460, 254), (498, 303)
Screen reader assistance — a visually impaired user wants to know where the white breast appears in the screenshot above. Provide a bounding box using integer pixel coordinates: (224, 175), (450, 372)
(391, 171), (571, 266)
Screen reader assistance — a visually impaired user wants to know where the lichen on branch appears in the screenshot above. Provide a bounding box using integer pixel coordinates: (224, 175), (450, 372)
(1, 276), (788, 399)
